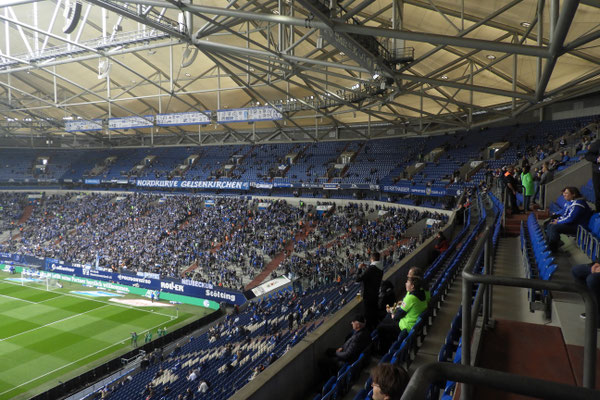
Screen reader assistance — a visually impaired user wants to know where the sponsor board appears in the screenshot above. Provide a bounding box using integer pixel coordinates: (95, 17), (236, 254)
(109, 298), (173, 307)
(136, 180), (250, 190)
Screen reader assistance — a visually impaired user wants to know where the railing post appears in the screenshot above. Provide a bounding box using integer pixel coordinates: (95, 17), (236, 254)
(501, 187), (507, 229)
(482, 236), (491, 327)
(461, 277), (472, 400)
(487, 234), (494, 321)
(582, 289), (598, 389)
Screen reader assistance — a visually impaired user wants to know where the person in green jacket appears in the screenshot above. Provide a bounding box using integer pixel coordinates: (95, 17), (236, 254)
(395, 276), (430, 332)
(521, 165), (534, 212)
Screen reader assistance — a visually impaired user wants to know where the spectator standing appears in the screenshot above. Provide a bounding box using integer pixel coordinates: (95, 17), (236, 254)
(504, 166), (520, 214)
(356, 251), (384, 330)
(521, 165), (534, 212)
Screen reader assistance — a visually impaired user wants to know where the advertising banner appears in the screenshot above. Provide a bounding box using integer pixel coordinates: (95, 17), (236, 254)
(323, 183), (340, 190)
(174, 278), (246, 305)
(0, 252), (44, 267)
(250, 276), (291, 297)
(43, 257), (246, 305)
(136, 180), (250, 190)
(65, 119), (103, 132)
(156, 111), (210, 126)
(273, 182), (294, 188)
(254, 183), (274, 189)
(382, 185), (459, 197)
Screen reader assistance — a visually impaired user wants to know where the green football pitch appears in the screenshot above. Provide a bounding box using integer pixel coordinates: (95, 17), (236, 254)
(0, 273), (212, 400)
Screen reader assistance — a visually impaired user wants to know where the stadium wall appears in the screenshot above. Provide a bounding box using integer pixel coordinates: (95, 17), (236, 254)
(544, 160), (592, 209)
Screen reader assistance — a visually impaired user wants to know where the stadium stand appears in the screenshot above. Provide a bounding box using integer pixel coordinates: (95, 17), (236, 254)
(1, 114), (600, 400)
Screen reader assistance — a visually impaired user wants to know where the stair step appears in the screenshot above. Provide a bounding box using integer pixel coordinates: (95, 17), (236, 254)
(474, 319), (581, 399)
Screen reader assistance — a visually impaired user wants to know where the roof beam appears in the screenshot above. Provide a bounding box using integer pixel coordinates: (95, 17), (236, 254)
(106, 0), (550, 58)
(535, 0), (579, 101)
(398, 73), (535, 102)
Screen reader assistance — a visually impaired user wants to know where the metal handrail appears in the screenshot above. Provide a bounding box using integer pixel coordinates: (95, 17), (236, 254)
(460, 226), (598, 399)
(400, 362), (599, 400)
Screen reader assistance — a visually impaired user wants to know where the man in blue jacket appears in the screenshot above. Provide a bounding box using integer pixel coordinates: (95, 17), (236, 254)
(546, 187), (592, 252)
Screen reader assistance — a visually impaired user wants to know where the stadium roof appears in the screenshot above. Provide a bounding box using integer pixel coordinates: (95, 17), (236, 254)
(0, 0), (599, 147)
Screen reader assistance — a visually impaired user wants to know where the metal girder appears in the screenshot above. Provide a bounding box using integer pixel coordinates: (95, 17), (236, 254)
(0, 13), (176, 98)
(399, 0), (523, 73)
(1, 0), (599, 146)
(565, 29), (600, 52)
(342, 0), (376, 21)
(85, 0), (186, 40)
(107, 1), (550, 58)
(548, 67), (600, 97)
(398, 73), (535, 101)
(404, 0), (600, 65)
(216, 50), (375, 139)
(535, 0), (580, 101)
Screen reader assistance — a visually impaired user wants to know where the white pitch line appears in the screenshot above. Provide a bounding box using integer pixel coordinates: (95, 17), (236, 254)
(0, 292), (37, 304)
(0, 316), (173, 397)
(36, 295), (63, 304)
(0, 304), (110, 342)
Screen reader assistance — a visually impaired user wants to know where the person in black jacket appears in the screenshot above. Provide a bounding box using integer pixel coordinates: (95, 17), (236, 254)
(584, 139), (600, 211)
(504, 166), (520, 214)
(320, 314), (371, 376)
(378, 280), (396, 321)
(356, 251), (384, 330)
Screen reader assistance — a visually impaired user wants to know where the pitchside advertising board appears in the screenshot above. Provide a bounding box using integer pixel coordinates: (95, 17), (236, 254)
(1, 263), (222, 310)
(40, 259), (247, 306)
(0, 251), (44, 267)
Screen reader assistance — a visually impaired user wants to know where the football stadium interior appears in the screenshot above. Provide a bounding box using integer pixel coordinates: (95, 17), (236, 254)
(1, 0), (600, 399)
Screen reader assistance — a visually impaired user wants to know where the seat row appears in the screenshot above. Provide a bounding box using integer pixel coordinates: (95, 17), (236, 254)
(576, 213), (600, 260)
(520, 213), (557, 316)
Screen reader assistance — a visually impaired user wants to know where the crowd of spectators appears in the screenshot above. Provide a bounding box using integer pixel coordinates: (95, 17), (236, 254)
(278, 202), (447, 286)
(0, 192), (446, 292)
(0, 192), (28, 232)
(1, 194), (306, 289)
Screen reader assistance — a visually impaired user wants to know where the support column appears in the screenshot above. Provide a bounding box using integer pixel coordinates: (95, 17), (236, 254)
(392, 0), (404, 52)
(419, 84), (423, 131)
(278, 0), (283, 53)
(536, 0), (545, 86)
(469, 60), (473, 125)
(550, 0), (559, 40)
(512, 34), (517, 111)
(185, 0), (193, 38)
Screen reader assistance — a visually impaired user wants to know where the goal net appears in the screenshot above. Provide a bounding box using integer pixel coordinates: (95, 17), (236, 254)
(21, 268), (62, 291)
